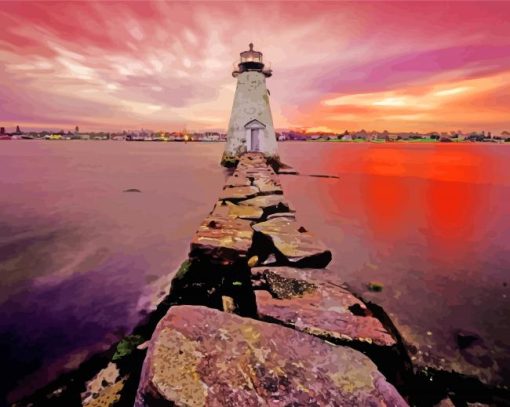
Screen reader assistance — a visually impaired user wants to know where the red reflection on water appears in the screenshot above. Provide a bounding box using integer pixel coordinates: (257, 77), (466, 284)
(360, 147), (411, 243)
(321, 144), (498, 258)
(424, 147), (487, 262)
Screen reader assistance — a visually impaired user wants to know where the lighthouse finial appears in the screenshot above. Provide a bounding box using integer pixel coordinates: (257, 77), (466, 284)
(249, 43), (253, 51)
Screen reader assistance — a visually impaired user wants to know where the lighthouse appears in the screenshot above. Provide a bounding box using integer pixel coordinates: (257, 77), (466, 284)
(221, 43), (280, 167)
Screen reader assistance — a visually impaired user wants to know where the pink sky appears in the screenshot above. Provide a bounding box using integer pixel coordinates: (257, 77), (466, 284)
(1, 1), (509, 133)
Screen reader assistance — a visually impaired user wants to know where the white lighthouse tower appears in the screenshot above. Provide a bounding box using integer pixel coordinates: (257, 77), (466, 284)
(221, 43), (280, 167)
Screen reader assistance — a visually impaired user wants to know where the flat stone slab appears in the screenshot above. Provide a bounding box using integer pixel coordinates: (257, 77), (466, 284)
(240, 152), (267, 161)
(220, 186), (259, 200)
(225, 174), (252, 187)
(135, 305), (408, 407)
(237, 157), (275, 173)
(190, 216), (253, 265)
(237, 165), (272, 174)
(252, 217), (332, 268)
(267, 212), (296, 220)
(224, 202), (263, 221)
(242, 168), (276, 177)
(253, 176), (282, 194)
(239, 194), (292, 212)
(252, 266), (396, 347)
(211, 201), (264, 221)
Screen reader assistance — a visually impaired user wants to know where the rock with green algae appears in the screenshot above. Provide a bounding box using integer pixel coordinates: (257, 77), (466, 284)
(220, 153), (239, 168)
(172, 260), (192, 281)
(135, 305), (408, 407)
(112, 335), (145, 361)
(367, 281), (384, 292)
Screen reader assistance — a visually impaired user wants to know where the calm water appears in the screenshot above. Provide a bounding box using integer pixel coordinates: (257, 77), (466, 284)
(0, 141), (227, 403)
(0, 141), (509, 403)
(279, 142), (510, 385)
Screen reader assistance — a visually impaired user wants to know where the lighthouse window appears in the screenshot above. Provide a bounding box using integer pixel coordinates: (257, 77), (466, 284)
(241, 54), (262, 64)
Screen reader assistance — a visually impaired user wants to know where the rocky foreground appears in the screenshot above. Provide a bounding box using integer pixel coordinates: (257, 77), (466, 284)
(135, 306), (406, 406)
(15, 153), (508, 406)
(135, 152), (406, 406)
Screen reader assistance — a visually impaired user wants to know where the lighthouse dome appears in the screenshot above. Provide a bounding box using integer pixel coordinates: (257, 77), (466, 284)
(240, 43), (263, 63)
(233, 43), (272, 77)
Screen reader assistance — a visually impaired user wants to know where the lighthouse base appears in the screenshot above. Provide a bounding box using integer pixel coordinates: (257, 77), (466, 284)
(221, 151), (282, 171)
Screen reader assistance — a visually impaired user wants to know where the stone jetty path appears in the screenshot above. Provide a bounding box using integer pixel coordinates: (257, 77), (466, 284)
(135, 153), (408, 406)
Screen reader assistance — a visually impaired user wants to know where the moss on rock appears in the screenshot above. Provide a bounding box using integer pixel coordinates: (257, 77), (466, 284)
(112, 335), (145, 361)
(173, 260), (192, 282)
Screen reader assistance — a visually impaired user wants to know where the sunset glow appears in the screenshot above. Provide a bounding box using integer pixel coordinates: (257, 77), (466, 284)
(1, 1), (509, 132)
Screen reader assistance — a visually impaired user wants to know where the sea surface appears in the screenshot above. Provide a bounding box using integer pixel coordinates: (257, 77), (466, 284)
(0, 141), (509, 403)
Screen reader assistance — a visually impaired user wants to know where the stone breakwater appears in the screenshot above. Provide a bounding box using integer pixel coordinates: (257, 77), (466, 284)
(14, 153), (509, 407)
(134, 152), (407, 406)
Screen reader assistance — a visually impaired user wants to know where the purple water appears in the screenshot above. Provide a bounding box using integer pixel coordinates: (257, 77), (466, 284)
(0, 141), (227, 403)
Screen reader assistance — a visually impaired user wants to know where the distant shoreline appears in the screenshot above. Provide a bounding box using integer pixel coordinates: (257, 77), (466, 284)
(1, 137), (509, 144)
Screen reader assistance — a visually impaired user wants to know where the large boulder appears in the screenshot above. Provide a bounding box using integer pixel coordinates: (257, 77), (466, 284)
(252, 218), (332, 268)
(135, 305), (408, 407)
(252, 266), (396, 347)
(190, 216), (253, 265)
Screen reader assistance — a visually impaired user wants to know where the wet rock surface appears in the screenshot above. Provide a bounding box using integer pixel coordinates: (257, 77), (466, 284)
(395, 319), (508, 389)
(211, 201), (264, 221)
(239, 194), (292, 213)
(251, 266), (396, 347)
(252, 176), (283, 195)
(219, 185), (259, 200)
(225, 174), (252, 187)
(266, 212), (296, 220)
(81, 362), (126, 407)
(135, 305), (408, 407)
(435, 398), (456, 407)
(190, 215), (253, 265)
(252, 217), (332, 268)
